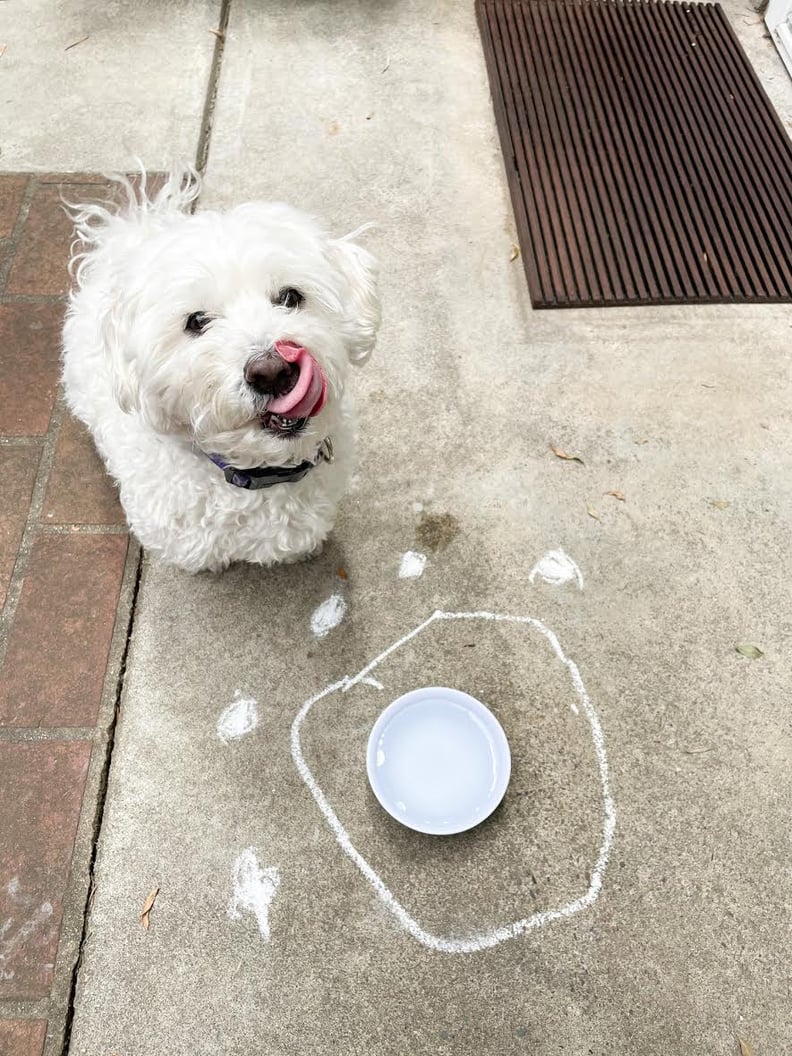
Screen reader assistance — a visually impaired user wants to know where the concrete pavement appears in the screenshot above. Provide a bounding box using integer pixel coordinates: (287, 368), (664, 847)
(4, 1), (792, 1053)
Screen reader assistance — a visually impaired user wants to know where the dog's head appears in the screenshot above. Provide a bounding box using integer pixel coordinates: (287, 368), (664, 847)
(85, 195), (379, 467)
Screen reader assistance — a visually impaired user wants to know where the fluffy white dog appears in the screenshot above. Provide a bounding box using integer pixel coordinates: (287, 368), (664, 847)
(62, 166), (380, 572)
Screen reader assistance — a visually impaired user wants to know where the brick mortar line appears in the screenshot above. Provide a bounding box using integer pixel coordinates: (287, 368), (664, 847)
(39, 524), (128, 536)
(1, 294), (67, 305)
(0, 998), (51, 1020)
(0, 174), (38, 295)
(0, 392), (66, 670)
(0, 436), (46, 447)
(54, 543), (143, 1056)
(0, 726), (100, 743)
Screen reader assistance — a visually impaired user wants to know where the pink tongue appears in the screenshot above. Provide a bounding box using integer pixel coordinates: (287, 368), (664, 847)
(269, 341), (327, 418)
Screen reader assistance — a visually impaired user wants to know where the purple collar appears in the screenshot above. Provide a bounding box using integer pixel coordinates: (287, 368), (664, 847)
(205, 437), (334, 490)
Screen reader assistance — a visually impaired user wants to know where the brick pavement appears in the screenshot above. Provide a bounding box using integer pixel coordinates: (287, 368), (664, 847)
(0, 174), (140, 1056)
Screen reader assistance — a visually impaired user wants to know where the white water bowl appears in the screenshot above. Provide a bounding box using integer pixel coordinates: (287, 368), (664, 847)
(366, 687), (511, 836)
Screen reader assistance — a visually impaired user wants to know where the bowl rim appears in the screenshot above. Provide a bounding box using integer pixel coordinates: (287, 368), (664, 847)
(365, 685), (512, 836)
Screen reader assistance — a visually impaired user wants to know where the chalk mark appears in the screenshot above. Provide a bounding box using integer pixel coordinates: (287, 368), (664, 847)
(398, 551), (427, 579)
(228, 848), (280, 941)
(529, 549), (584, 590)
(291, 610), (616, 954)
(217, 691), (259, 743)
(310, 593), (347, 638)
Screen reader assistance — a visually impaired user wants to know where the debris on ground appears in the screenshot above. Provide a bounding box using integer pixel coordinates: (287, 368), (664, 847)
(140, 887), (160, 930)
(550, 444), (584, 465)
(64, 34), (90, 51)
(735, 644), (764, 659)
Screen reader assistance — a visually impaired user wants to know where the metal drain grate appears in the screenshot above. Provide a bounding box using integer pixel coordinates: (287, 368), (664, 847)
(477, 0), (792, 308)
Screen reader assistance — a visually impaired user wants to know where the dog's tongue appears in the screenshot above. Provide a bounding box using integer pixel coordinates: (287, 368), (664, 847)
(269, 341), (327, 418)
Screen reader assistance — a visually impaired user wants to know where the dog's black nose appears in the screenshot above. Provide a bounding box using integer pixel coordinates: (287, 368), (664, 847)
(244, 352), (299, 398)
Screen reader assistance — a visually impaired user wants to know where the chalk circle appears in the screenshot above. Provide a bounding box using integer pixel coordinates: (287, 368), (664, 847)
(366, 687), (512, 836)
(291, 610), (616, 955)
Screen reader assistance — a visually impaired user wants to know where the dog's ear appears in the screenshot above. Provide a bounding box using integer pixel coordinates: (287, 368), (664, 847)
(98, 299), (141, 414)
(329, 234), (380, 365)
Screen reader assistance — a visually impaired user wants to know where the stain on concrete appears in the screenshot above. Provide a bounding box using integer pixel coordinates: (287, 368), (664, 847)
(416, 512), (460, 552)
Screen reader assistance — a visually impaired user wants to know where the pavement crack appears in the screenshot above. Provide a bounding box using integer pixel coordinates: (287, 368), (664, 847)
(196, 0), (233, 177)
(59, 547), (144, 1056)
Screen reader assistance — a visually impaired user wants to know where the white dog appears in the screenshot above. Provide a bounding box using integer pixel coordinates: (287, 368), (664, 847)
(62, 166), (380, 572)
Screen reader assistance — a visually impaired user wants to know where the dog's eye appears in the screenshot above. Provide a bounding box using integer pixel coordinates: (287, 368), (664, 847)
(185, 311), (212, 335)
(274, 287), (304, 311)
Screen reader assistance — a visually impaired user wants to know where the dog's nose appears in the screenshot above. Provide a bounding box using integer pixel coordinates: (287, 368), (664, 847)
(244, 350), (299, 398)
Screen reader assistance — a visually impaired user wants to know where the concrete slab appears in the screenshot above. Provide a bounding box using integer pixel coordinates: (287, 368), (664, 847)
(67, 2), (792, 1054)
(0, 0), (220, 171)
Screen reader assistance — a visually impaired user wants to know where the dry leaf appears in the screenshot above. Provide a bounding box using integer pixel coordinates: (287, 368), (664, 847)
(586, 504), (601, 521)
(735, 644), (763, 660)
(605, 490), (625, 502)
(64, 34), (89, 51)
(739, 1041), (755, 1056)
(509, 244), (520, 262)
(140, 887), (159, 930)
(550, 445), (585, 466)
(208, 28), (225, 39)
(709, 499), (731, 510)
(635, 437), (649, 445)
(336, 566), (348, 580)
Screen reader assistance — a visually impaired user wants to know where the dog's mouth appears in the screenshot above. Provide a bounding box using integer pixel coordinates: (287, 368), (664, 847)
(260, 411), (309, 437)
(256, 341), (326, 439)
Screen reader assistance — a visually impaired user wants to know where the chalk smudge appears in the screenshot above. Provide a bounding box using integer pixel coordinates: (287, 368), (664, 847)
(399, 551), (427, 579)
(228, 849), (280, 941)
(310, 593), (347, 638)
(217, 691), (259, 743)
(529, 549), (584, 590)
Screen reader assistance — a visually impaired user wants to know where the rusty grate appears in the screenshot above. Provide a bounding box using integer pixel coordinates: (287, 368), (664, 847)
(477, 0), (792, 308)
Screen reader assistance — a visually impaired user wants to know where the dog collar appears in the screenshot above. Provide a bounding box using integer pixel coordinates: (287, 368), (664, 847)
(205, 437), (334, 490)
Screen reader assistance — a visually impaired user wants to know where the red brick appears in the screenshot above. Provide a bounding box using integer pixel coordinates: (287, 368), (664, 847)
(0, 175), (29, 240)
(5, 184), (76, 297)
(0, 302), (64, 436)
(0, 1020), (47, 1056)
(0, 446), (40, 610)
(0, 534), (128, 726)
(0, 742), (90, 1000)
(43, 415), (125, 526)
(4, 176), (169, 298)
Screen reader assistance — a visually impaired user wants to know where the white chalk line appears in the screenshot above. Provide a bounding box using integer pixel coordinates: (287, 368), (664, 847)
(291, 610), (616, 954)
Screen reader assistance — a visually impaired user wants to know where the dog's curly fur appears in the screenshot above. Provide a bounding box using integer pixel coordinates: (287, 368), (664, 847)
(62, 166), (380, 572)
